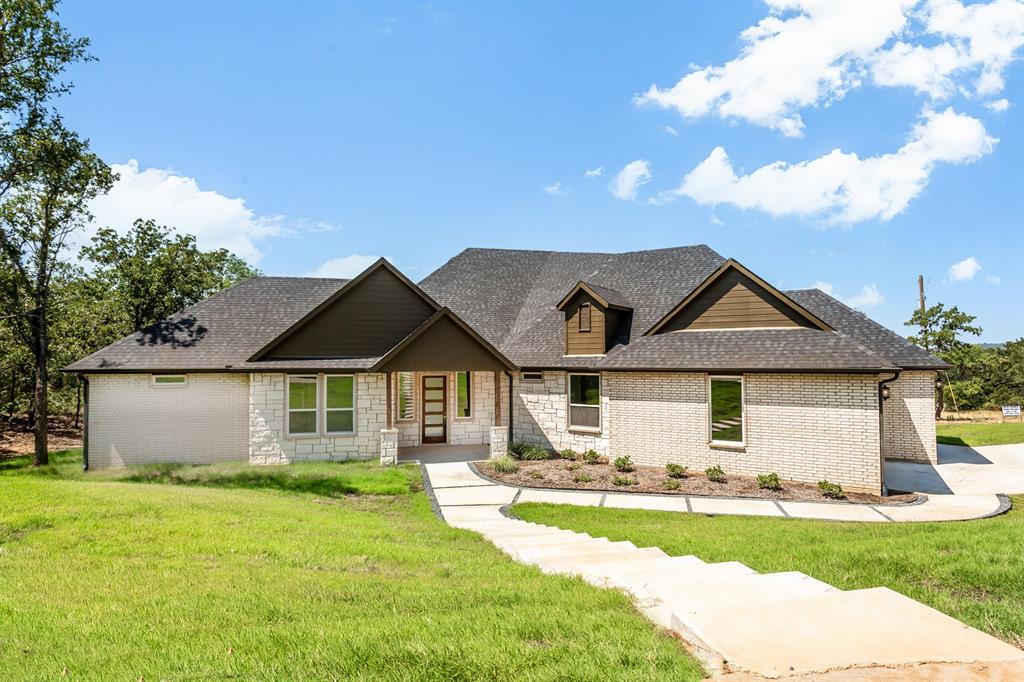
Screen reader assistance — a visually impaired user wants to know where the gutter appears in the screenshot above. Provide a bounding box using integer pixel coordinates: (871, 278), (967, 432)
(82, 376), (90, 471)
(877, 371), (901, 496)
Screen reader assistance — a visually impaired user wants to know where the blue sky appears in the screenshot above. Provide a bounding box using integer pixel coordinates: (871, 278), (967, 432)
(58, 1), (1022, 342)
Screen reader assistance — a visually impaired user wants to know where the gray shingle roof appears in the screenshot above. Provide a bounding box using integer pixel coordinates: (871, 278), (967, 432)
(579, 281), (631, 309)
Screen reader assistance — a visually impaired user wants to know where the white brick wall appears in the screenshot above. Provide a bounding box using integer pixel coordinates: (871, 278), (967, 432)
(882, 370), (937, 463)
(248, 372), (386, 463)
(86, 373), (249, 468)
(395, 371), (507, 447)
(512, 372), (610, 454)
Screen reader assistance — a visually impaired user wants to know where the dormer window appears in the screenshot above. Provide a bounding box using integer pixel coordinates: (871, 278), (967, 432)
(579, 303), (591, 332)
(556, 281), (632, 357)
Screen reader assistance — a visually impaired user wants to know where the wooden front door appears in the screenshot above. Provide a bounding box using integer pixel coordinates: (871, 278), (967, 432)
(421, 375), (447, 443)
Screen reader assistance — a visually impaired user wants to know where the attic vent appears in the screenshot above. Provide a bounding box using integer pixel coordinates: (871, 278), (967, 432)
(579, 303), (591, 332)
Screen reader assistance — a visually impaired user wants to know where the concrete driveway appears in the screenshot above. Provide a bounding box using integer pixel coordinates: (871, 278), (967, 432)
(885, 443), (1024, 495)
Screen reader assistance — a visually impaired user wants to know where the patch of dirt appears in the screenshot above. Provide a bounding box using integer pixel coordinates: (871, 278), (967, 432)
(483, 459), (918, 505)
(938, 409), (1007, 423)
(0, 419), (82, 455)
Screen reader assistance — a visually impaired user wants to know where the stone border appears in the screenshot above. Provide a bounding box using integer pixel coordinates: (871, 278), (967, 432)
(418, 462), (445, 521)
(979, 493), (1013, 520)
(468, 460), (925, 508)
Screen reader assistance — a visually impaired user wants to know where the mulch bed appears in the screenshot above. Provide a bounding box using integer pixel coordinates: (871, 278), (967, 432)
(482, 458), (918, 505)
(0, 420), (82, 455)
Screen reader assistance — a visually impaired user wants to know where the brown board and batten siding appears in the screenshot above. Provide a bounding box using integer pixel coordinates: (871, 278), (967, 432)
(266, 267), (436, 358)
(658, 269), (816, 332)
(564, 292), (606, 355)
(375, 314), (512, 372)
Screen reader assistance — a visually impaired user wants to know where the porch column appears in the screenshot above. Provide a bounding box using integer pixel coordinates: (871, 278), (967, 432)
(380, 428), (398, 466)
(385, 371), (393, 429)
(493, 371), (501, 426)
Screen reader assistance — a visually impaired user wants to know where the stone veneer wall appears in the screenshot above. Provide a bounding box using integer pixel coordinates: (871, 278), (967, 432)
(512, 372), (610, 454)
(249, 372), (386, 464)
(86, 373), (249, 468)
(606, 372), (882, 492)
(395, 371), (507, 447)
(882, 370), (937, 463)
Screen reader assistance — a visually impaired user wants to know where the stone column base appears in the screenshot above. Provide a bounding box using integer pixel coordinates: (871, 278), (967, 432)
(380, 429), (398, 466)
(489, 426), (509, 460)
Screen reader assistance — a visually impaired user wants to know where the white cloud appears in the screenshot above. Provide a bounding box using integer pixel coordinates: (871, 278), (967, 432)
(543, 181), (563, 195)
(306, 254), (390, 279)
(664, 125), (679, 136)
(87, 160), (290, 262)
(610, 160), (652, 201)
(845, 283), (885, 308)
(584, 166), (604, 178)
(985, 98), (1010, 112)
(634, 1), (1024, 136)
(812, 281), (835, 295)
(635, 1), (913, 136)
(986, 275), (1002, 284)
(655, 108), (996, 223)
(947, 256), (982, 281)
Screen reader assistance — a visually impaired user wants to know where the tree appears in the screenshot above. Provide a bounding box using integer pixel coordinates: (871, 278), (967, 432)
(80, 219), (261, 335)
(0, 121), (114, 465)
(906, 303), (982, 418)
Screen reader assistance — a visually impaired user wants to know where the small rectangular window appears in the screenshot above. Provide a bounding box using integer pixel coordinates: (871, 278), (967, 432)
(325, 375), (355, 434)
(709, 376), (744, 445)
(456, 371), (471, 418)
(397, 372), (415, 421)
(522, 372), (543, 382)
(152, 374), (186, 386)
(568, 373), (600, 430)
(579, 302), (592, 332)
(288, 375), (319, 435)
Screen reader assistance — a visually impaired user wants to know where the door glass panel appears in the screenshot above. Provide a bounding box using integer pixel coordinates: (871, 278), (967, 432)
(424, 426), (443, 437)
(424, 377), (444, 388)
(425, 414), (443, 425)
(424, 389), (444, 400)
(424, 402), (442, 413)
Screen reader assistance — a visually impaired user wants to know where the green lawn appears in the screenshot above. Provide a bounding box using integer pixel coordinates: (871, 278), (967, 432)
(936, 421), (1024, 447)
(513, 500), (1024, 649)
(0, 450), (701, 680)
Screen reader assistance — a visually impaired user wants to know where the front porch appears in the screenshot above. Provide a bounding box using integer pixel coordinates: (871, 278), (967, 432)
(398, 443), (490, 464)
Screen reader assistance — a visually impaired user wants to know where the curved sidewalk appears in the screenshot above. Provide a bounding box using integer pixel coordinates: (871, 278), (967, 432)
(427, 461), (1008, 523)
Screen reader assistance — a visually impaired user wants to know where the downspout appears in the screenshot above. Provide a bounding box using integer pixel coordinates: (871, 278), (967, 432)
(505, 371), (514, 444)
(82, 375), (90, 471)
(877, 371), (900, 496)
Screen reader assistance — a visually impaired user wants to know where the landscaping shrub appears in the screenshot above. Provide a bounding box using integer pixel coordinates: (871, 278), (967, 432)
(582, 449), (601, 465)
(613, 456), (634, 473)
(492, 456), (519, 474)
(520, 446), (551, 461)
(566, 463), (580, 471)
(662, 477), (681, 491)
(528, 470), (544, 480)
(573, 471), (594, 483)
(705, 465), (726, 483)
(560, 449), (578, 461)
(612, 475), (639, 487)
(665, 463), (688, 479)
(818, 480), (846, 499)
(757, 473), (782, 491)
(508, 442), (530, 459)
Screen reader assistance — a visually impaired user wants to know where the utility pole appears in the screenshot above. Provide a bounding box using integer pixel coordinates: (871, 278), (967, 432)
(918, 274), (925, 314)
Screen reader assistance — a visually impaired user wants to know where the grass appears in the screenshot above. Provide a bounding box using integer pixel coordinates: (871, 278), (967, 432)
(513, 500), (1024, 648)
(0, 451), (701, 680)
(936, 421), (1024, 447)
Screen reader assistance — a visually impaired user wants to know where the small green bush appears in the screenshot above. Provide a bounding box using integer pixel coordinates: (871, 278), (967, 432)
(662, 477), (681, 491)
(508, 442), (530, 458)
(757, 472), (782, 491)
(705, 465), (726, 483)
(612, 475), (639, 487)
(566, 462), (580, 471)
(582, 449), (601, 465)
(520, 446), (550, 461)
(560, 449), (578, 461)
(818, 480), (846, 499)
(492, 456), (519, 474)
(573, 471), (594, 483)
(613, 456), (634, 472)
(528, 470), (544, 480)
(665, 463), (688, 479)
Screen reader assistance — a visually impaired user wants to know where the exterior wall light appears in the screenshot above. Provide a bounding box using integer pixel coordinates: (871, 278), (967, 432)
(935, 377), (943, 391)
(881, 385), (891, 400)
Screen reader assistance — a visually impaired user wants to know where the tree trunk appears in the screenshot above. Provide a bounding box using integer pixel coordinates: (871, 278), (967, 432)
(7, 367), (14, 426)
(32, 306), (48, 467)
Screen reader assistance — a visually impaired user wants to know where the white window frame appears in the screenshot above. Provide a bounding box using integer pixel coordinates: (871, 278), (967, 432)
(454, 371), (472, 420)
(151, 374), (187, 387)
(286, 375), (320, 437)
(324, 374), (356, 435)
(396, 372), (415, 422)
(708, 374), (745, 447)
(521, 372), (543, 382)
(567, 372), (601, 432)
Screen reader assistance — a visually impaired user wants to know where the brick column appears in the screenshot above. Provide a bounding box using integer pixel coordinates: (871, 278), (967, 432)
(380, 428), (398, 466)
(489, 425), (508, 460)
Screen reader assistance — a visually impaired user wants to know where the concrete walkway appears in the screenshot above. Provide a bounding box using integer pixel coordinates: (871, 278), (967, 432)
(424, 461), (1024, 678)
(886, 442), (1024, 495)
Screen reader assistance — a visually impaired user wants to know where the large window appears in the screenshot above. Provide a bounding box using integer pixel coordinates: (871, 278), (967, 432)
(397, 372), (415, 421)
(325, 375), (355, 434)
(568, 373), (600, 429)
(709, 376), (744, 445)
(288, 376), (318, 435)
(456, 371), (472, 418)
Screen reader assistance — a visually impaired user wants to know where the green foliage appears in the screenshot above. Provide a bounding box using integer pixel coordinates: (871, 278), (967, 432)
(519, 445), (550, 461)
(705, 465), (726, 483)
(906, 303), (982, 355)
(508, 442), (530, 458)
(582, 449), (601, 465)
(559, 449), (578, 461)
(817, 480), (846, 500)
(938, 340), (1024, 411)
(565, 462), (580, 471)
(611, 475), (638, 487)
(757, 473), (782, 491)
(665, 463), (688, 479)
(528, 470), (544, 480)
(936, 422), (1024, 447)
(492, 455), (519, 474)
(613, 456), (634, 472)
(662, 478), (681, 491)
(573, 471), (594, 483)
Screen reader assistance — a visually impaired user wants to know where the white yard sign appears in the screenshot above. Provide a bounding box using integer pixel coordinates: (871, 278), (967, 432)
(1002, 405), (1021, 419)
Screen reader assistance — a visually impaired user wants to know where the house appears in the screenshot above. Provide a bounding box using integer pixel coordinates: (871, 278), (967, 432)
(64, 245), (946, 494)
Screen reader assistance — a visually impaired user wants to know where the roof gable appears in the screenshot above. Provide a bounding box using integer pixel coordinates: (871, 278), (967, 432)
(647, 260), (832, 335)
(372, 308), (517, 372)
(252, 259), (440, 360)
(556, 281), (631, 311)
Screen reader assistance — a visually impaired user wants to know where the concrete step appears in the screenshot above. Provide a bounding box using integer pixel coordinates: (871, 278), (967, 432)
(535, 545), (669, 573)
(601, 560), (757, 594)
(491, 533), (603, 550)
(480, 527), (583, 541)
(573, 554), (706, 584)
(659, 570), (836, 619)
(683, 587), (1024, 678)
(513, 539), (638, 563)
